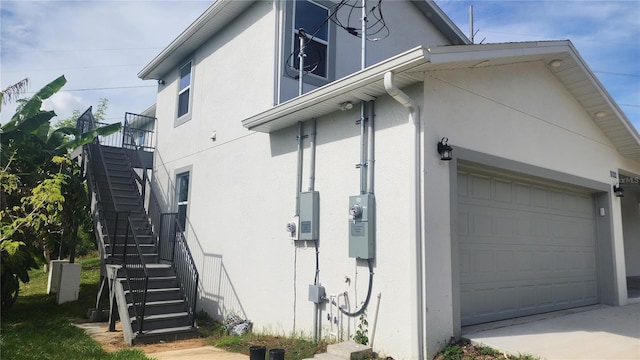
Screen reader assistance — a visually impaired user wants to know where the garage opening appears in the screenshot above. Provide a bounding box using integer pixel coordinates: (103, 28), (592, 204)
(620, 174), (640, 302)
(457, 163), (599, 326)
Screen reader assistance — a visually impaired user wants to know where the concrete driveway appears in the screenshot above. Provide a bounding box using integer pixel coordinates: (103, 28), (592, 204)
(463, 303), (640, 359)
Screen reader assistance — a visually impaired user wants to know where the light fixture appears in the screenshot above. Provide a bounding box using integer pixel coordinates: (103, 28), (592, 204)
(210, 131), (217, 141)
(594, 111), (608, 118)
(157, 79), (165, 85)
(437, 137), (453, 161)
(549, 59), (564, 68)
(339, 101), (353, 111)
(613, 184), (624, 198)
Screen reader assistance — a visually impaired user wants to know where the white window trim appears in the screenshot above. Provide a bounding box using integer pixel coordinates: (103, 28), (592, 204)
(292, 0), (330, 80)
(175, 59), (194, 126)
(175, 165), (193, 232)
(283, 0), (335, 88)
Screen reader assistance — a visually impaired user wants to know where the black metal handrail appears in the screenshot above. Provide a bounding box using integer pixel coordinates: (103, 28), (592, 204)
(158, 213), (199, 328)
(82, 144), (110, 272)
(122, 217), (150, 334)
(124, 112), (156, 151)
(130, 168), (199, 328)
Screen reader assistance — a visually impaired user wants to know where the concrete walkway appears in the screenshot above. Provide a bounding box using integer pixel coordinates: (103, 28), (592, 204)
(147, 346), (248, 360)
(463, 303), (640, 359)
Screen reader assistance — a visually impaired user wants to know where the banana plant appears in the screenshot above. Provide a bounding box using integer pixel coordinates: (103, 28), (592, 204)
(0, 75), (122, 315)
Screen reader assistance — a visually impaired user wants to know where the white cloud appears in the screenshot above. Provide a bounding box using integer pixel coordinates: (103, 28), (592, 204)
(43, 91), (88, 122)
(1, 0), (211, 124)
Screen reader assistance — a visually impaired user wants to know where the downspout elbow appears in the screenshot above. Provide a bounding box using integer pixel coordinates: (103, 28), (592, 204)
(384, 72), (419, 120)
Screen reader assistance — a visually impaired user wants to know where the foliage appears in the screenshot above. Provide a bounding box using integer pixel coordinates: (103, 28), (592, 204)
(0, 75), (121, 316)
(0, 78), (29, 111)
(353, 308), (369, 345)
(434, 339), (540, 360)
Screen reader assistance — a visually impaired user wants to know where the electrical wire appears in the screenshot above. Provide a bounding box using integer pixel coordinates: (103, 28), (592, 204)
(329, 0), (390, 41)
(285, 1), (348, 79)
(313, 239), (320, 285)
(338, 259), (374, 317)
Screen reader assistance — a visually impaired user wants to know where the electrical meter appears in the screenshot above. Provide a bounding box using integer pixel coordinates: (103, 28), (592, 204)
(348, 194), (375, 259)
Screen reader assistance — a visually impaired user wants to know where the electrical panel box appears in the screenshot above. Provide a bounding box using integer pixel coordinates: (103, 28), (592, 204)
(308, 284), (326, 304)
(348, 194), (375, 259)
(299, 191), (319, 241)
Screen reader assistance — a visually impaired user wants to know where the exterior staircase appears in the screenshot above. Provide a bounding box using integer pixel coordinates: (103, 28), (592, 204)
(82, 113), (199, 345)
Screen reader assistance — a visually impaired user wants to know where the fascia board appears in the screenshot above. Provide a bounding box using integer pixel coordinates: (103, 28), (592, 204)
(242, 47), (430, 132)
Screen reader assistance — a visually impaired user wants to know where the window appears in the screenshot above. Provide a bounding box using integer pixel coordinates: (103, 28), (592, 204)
(293, 0), (329, 78)
(176, 172), (190, 230)
(177, 61), (192, 118)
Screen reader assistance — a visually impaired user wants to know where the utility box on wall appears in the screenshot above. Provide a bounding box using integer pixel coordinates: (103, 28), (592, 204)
(299, 191), (319, 241)
(348, 194), (375, 259)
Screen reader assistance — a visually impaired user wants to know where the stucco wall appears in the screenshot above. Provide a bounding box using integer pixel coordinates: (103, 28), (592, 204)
(420, 60), (640, 357)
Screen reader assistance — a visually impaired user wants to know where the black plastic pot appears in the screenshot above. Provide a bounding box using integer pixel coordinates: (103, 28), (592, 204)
(249, 346), (266, 360)
(269, 348), (285, 360)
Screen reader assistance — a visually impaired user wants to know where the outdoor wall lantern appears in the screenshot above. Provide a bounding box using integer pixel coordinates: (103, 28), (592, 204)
(613, 184), (624, 198)
(437, 137), (453, 161)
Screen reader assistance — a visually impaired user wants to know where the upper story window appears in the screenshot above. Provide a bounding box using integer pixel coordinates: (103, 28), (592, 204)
(293, 0), (329, 79)
(177, 61), (192, 118)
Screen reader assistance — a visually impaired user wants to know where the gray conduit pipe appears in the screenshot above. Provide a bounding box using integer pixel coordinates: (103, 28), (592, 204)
(360, 101), (367, 194)
(296, 121), (304, 215)
(308, 118), (317, 192)
(367, 101), (375, 194)
(383, 72), (424, 360)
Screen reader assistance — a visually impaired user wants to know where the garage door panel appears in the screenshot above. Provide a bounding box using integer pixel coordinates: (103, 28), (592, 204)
(458, 168), (598, 326)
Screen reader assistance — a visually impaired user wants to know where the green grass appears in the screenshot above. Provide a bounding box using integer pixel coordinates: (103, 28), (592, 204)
(196, 313), (327, 360)
(0, 256), (149, 360)
(435, 339), (539, 360)
(0, 255), (325, 360)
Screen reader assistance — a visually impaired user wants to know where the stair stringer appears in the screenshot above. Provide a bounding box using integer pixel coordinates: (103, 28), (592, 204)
(112, 274), (136, 345)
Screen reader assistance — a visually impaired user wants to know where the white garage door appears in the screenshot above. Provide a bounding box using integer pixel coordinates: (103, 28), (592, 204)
(457, 165), (598, 326)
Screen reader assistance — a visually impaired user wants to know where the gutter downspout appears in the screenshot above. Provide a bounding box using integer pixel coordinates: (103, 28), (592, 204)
(383, 71), (424, 360)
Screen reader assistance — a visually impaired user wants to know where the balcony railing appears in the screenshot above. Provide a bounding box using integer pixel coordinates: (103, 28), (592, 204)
(76, 108), (156, 150)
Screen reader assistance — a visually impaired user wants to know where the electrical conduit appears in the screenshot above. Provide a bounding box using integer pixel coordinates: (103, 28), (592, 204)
(383, 72), (425, 360)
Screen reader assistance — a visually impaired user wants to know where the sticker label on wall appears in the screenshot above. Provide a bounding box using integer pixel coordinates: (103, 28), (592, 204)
(301, 221), (311, 233)
(351, 224), (365, 236)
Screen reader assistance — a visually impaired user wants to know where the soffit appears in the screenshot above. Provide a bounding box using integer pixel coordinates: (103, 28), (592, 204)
(243, 41), (640, 161)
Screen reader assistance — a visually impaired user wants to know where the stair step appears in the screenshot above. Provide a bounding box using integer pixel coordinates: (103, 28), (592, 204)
(127, 300), (186, 317)
(124, 287), (182, 302)
(306, 353), (346, 360)
(131, 312), (192, 332)
(131, 326), (198, 345)
(121, 276), (179, 290)
(327, 342), (373, 360)
(116, 264), (176, 278)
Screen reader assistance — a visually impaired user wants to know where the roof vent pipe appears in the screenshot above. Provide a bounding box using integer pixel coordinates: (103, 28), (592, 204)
(384, 71), (424, 360)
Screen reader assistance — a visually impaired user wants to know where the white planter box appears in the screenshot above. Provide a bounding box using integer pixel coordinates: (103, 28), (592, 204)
(56, 263), (82, 304)
(47, 260), (68, 294)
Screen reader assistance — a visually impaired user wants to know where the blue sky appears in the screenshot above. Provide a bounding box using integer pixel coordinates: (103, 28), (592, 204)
(1, 0), (639, 133)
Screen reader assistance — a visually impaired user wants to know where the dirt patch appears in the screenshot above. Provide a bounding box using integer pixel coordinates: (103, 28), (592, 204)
(74, 320), (209, 354)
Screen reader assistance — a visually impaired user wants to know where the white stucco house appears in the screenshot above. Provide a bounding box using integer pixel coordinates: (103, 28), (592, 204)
(136, 1), (640, 358)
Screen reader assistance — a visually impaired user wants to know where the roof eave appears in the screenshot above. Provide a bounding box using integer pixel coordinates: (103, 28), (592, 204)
(138, 0), (255, 80)
(242, 47), (431, 132)
(412, 0), (471, 45)
(243, 41), (640, 161)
